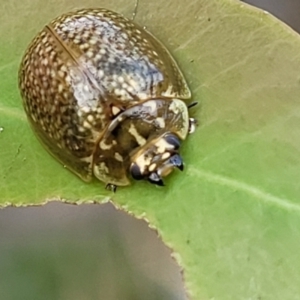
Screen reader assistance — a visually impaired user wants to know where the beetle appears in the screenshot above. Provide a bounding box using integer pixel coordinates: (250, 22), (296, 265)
(19, 8), (196, 191)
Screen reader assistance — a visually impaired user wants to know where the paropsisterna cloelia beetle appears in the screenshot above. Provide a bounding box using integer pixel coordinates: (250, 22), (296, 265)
(18, 8), (197, 191)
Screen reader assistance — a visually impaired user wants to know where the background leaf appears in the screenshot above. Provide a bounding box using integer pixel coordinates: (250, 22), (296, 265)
(1, 0), (300, 299)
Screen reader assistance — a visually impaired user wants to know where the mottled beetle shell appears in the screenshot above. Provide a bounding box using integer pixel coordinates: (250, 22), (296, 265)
(19, 8), (193, 188)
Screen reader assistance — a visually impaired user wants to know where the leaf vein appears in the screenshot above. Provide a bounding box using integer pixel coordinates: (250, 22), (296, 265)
(189, 167), (300, 213)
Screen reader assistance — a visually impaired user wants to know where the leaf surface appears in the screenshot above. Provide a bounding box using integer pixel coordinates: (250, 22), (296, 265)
(1, 0), (300, 298)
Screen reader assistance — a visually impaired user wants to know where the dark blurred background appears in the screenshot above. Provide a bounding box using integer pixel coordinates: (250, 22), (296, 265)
(1, 1), (299, 299)
(244, 0), (300, 33)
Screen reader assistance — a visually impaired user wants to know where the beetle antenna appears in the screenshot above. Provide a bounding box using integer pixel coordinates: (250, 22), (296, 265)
(188, 101), (198, 109)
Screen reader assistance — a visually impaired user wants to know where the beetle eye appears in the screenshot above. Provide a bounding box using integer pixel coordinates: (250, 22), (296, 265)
(130, 163), (144, 180)
(148, 172), (164, 186)
(164, 134), (180, 150)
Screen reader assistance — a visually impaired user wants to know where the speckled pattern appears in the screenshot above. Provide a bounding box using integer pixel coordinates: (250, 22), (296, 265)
(19, 8), (192, 186)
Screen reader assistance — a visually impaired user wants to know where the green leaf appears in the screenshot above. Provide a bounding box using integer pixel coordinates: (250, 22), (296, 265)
(1, 0), (300, 298)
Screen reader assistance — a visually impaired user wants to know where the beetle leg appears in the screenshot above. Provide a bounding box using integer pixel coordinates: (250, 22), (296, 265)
(189, 118), (197, 134)
(105, 183), (117, 193)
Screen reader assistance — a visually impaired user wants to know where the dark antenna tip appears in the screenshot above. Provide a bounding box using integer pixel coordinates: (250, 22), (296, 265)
(188, 101), (198, 109)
